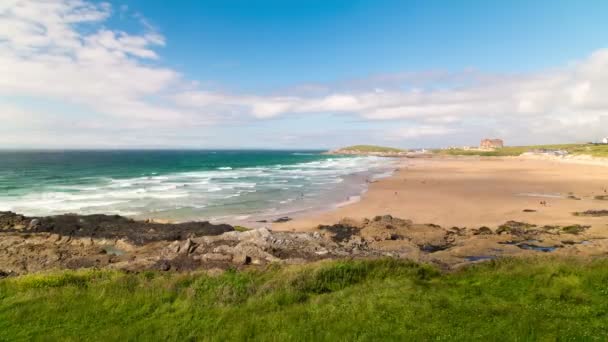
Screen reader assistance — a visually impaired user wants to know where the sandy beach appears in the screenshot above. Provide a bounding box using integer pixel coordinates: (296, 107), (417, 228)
(273, 156), (608, 233)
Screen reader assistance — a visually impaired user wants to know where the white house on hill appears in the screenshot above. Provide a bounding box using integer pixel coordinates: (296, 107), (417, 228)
(603, 137), (608, 144)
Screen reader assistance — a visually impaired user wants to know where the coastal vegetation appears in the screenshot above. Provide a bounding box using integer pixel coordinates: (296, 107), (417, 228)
(436, 143), (608, 157)
(331, 145), (406, 153)
(233, 225), (252, 232)
(2, 258), (608, 340)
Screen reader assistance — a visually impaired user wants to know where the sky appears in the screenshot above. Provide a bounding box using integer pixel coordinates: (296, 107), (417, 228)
(1, 0), (608, 149)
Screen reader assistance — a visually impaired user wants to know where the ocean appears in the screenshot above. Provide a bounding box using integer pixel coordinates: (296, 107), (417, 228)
(0, 150), (397, 224)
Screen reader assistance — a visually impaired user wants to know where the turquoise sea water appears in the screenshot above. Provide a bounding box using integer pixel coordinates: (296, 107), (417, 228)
(0, 150), (396, 223)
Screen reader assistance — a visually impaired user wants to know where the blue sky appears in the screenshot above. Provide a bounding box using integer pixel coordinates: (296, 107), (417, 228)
(118, 0), (608, 88)
(1, 0), (608, 148)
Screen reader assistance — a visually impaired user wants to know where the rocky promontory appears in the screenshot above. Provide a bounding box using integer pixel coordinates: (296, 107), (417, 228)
(323, 145), (408, 157)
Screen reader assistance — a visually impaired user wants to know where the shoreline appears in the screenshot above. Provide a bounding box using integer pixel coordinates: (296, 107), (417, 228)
(0, 152), (399, 225)
(211, 163), (400, 228)
(272, 155), (608, 232)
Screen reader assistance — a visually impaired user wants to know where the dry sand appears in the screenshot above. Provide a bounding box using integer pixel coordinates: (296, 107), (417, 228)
(273, 156), (608, 234)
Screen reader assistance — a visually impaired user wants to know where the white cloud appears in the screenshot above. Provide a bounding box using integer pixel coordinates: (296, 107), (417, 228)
(0, 0), (186, 123)
(176, 48), (608, 144)
(2, 0), (608, 148)
(385, 126), (456, 140)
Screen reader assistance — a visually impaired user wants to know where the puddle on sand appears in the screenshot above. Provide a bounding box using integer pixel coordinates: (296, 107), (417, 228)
(499, 240), (558, 252)
(464, 256), (497, 262)
(517, 244), (557, 252)
(421, 244), (449, 253)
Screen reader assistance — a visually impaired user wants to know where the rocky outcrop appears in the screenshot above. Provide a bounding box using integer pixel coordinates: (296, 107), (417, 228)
(0, 211), (234, 245)
(0, 211), (603, 276)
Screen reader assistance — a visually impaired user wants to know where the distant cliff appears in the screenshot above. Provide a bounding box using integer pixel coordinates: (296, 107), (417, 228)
(324, 145), (407, 156)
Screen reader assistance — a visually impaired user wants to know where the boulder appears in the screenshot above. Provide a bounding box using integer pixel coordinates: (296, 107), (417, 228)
(180, 238), (197, 254)
(157, 260), (171, 271)
(231, 242), (279, 265)
(496, 221), (537, 236)
(200, 253), (232, 262)
(473, 227), (493, 235)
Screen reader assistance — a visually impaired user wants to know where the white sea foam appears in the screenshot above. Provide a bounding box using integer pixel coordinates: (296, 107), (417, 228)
(1, 156), (398, 219)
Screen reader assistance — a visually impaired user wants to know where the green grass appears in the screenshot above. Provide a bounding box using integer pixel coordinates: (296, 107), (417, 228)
(336, 145), (406, 153)
(435, 143), (608, 157)
(1, 258), (608, 341)
(233, 225), (251, 232)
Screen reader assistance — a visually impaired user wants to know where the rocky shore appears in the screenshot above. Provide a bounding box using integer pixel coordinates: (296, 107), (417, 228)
(2, 211), (607, 277)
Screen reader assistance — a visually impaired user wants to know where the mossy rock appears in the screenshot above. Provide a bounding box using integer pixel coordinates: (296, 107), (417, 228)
(573, 210), (608, 217)
(496, 221), (537, 235)
(561, 225), (590, 235)
(234, 226), (251, 232)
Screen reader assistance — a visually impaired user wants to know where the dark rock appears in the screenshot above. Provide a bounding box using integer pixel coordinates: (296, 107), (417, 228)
(522, 209), (537, 213)
(165, 254), (201, 271)
(561, 225), (590, 234)
(573, 210), (608, 217)
(496, 221), (537, 236)
(541, 225), (562, 234)
(389, 234), (402, 240)
(273, 217), (292, 223)
(0, 212), (29, 230)
(319, 224), (361, 243)
(473, 226), (493, 235)
(0, 212), (234, 245)
(449, 227), (467, 236)
(158, 260), (171, 271)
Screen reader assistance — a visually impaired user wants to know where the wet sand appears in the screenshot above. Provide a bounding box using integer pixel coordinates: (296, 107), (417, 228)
(273, 156), (608, 234)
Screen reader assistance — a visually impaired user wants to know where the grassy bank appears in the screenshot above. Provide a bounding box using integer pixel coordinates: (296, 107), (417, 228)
(436, 143), (608, 157)
(334, 145), (406, 153)
(1, 258), (608, 340)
